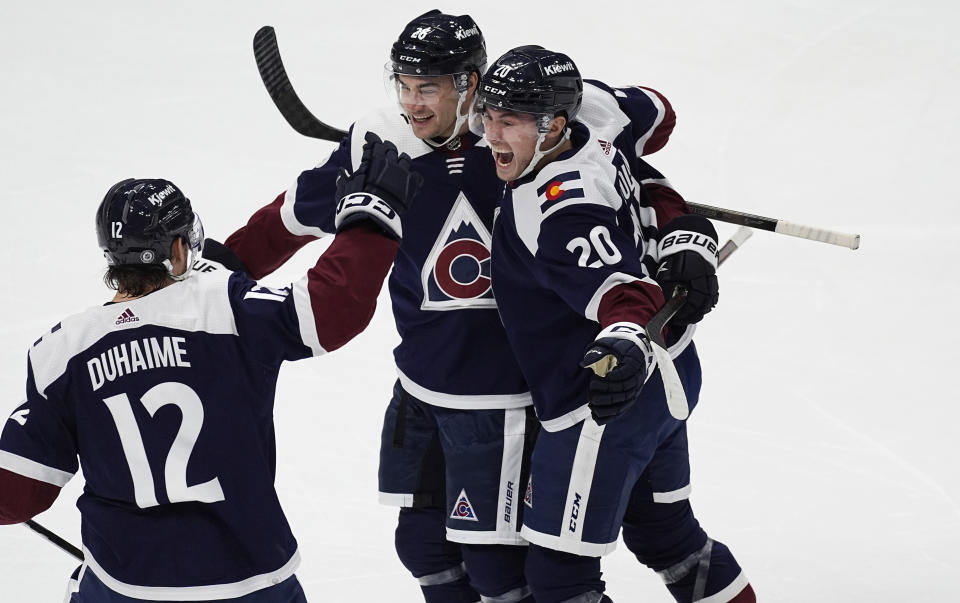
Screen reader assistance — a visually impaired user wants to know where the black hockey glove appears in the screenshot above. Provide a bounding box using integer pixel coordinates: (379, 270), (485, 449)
(655, 214), (720, 327)
(579, 322), (656, 425)
(334, 132), (422, 240)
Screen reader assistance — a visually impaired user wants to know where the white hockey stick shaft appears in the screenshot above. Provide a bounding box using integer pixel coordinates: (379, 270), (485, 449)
(688, 202), (860, 250)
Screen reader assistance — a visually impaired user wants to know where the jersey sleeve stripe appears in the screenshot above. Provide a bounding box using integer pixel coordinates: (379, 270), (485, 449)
(633, 87), (672, 156)
(584, 272), (645, 322)
(0, 450), (73, 487)
(291, 277), (327, 357)
(280, 178), (333, 238)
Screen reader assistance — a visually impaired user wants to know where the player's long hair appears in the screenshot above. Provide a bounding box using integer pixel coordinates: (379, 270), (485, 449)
(103, 263), (171, 297)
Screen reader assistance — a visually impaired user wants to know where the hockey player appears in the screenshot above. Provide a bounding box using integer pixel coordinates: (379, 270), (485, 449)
(224, 11), (677, 603)
(475, 46), (754, 603)
(0, 134), (421, 602)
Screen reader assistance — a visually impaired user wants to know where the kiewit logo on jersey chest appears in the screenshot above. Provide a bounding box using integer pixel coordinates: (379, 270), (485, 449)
(421, 193), (496, 310)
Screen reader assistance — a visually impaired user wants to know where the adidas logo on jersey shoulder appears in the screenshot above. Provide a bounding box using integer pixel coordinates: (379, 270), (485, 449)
(115, 308), (140, 325)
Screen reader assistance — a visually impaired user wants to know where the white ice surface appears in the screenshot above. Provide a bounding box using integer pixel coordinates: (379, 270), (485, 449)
(1, 1), (958, 601)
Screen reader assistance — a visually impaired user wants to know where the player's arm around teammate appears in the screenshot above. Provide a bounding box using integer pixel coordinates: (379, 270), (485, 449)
(0, 135), (419, 603)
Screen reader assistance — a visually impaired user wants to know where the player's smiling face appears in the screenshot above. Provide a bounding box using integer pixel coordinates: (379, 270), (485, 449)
(482, 107), (541, 181)
(396, 74), (463, 141)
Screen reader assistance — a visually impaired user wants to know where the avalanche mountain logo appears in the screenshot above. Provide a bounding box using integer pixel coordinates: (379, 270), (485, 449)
(524, 475), (533, 508)
(450, 489), (480, 521)
(421, 194), (496, 310)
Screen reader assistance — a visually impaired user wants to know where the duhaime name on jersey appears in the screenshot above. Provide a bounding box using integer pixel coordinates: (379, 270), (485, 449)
(87, 336), (191, 391)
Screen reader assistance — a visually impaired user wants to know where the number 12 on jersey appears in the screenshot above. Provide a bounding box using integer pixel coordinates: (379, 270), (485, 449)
(103, 381), (225, 508)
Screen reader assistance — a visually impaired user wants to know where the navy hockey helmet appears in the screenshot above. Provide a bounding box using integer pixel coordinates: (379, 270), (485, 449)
(390, 10), (487, 81)
(95, 178), (203, 267)
(477, 45), (583, 127)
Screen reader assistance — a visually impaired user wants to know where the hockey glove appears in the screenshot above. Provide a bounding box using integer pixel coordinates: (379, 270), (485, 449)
(335, 132), (422, 240)
(655, 214), (720, 327)
(579, 322), (656, 425)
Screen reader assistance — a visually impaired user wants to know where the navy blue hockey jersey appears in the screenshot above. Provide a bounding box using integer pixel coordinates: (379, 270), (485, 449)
(0, 232), (395, 598)
(491, 100), (696, 431)
(226, 81), (675, 410)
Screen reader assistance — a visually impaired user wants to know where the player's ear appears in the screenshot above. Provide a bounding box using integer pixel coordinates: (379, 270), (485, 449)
(467, 72), (479, 95)
(549, 115), (567, 137)
(169, 238), (189, 276)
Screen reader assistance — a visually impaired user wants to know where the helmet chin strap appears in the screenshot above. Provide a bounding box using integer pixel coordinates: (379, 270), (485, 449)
(517, 121), (572, 180)
(164, 246), (196, 282)
(423, 92), (470, 150)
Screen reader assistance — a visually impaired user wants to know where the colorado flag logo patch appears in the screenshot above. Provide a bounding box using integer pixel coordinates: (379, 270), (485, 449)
(537, 171), (584, 213)
(450, 489), (480, 521)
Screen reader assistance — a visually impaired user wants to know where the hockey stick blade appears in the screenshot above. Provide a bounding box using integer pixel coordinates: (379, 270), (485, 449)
(688, 202), (859, 250)
(645, 229), (751, 421)
(23, 519), (83, 561)
(645, 289), (690, 421)
(253, 26), (348, 142)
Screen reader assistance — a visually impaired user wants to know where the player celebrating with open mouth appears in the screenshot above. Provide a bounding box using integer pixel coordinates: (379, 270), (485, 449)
(477, 46), (755, 603)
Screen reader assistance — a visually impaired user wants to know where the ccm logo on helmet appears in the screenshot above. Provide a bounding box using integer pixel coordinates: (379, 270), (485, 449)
(399, 55), (421, 63)
(482, 84), (507, 96)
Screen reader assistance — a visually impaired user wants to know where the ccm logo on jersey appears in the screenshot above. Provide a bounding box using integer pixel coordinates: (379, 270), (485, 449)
(568, 492), (583, 532)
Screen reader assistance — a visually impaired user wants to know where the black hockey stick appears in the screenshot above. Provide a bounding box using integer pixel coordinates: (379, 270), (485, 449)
(251, 30), (859, 251)
(253, 26), (348, 142)
(23, 519), (83, 561)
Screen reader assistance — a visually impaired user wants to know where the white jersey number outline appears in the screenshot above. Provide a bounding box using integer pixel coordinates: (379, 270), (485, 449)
(103, 382), (225, 508)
